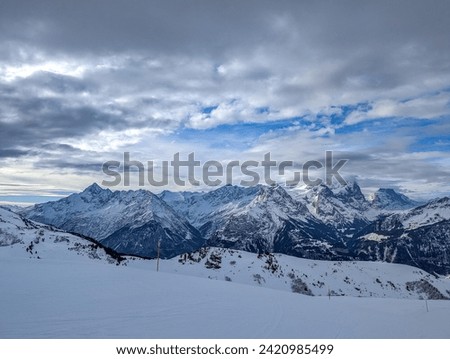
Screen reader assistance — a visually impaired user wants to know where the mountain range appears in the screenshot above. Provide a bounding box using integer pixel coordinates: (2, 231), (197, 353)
(20, 181), (450, 275)
(24, 183), (204, 258)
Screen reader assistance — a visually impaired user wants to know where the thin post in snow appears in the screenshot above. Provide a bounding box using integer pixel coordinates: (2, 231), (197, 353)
(156, 240), (161, 272)
(425, 299), (429, 312)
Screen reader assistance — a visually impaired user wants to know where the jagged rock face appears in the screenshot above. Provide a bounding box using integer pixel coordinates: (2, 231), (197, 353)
(333, 180), (369, 211)
(23, 184), (205, 258)
(287, 182), (372, 238)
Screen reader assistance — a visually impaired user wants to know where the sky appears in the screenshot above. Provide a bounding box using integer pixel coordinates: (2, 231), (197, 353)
(0, 0), (450, 204)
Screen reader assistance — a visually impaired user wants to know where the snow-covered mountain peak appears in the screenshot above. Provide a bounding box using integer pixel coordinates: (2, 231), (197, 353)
(248, 185), (310, 219)
(205, 184), (262, 203)
(82, 182), (105, 194)
(159, 189), (195, 203)
(315, 183), (334, 195)
(369, 188), (419, 210)
(331, 181), (368, 209)
(254, 184), (291, 200)
(79, 182), (112, 201)
(286, 182), (371, 235)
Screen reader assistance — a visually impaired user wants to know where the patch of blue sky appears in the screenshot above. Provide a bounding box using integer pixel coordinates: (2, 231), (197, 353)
(0, 195), (63, 204)
(179, 101), (449, 153)
(256, 106), (270, 114)
(171, 117), (314, 150)
(336, 112), (450, 152)
(412, 134), (450, 152)
(336, 109), (435, 135)
(201, 105), (218, 114)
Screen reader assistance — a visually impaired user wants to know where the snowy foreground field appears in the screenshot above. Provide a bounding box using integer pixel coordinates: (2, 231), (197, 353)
(1, 255), (450, 339)
(1, 205), (449, 339)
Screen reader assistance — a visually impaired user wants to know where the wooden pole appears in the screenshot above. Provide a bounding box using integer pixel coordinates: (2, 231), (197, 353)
(156, 240), (161, 272)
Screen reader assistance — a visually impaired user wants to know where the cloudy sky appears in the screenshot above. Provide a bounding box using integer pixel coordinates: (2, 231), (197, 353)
(1, 0), (450, 204)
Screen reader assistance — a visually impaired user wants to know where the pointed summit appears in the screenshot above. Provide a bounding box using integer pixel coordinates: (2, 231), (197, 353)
(331, 180), (368, 210)
(370, 188), (420, 210)
(79, 183), (112, 203)
(83, 183), (103, 194)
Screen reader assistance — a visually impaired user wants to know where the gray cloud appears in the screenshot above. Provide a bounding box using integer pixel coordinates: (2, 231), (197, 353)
(0, 149), (30, 158)
(0, 95), (125, 149)
(33, 160), (104, 173)
(1, 1), (449, 57)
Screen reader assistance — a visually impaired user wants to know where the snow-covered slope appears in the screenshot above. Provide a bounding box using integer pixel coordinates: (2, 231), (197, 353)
(0, 204), (30, 213)
(351, 197), (450, 274)
(0, 207), (124, 264)
(398, 197), (450, 229)
(159, 247), (450, 300)
(354, 197), (450, 236)
(23, 184), (205, 258)
(4, 204), (448, 301)
(1, 252), (450, 339)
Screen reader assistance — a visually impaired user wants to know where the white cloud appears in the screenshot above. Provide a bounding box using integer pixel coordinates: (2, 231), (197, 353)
(0, 60), (86, 82)
(346, 92), (450, 125)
